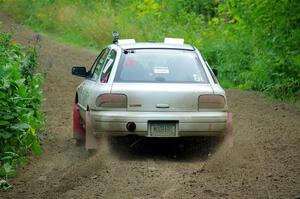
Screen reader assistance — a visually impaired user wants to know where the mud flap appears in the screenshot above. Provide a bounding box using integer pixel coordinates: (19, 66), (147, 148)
(224, 112), (233, 147)
(73, 103), (85, 140)
(85, 111), (100, 150)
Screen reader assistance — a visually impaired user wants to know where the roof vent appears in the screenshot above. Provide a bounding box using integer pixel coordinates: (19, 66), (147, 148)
(118, 39), (136, 45)
(164, 37), (184, 45)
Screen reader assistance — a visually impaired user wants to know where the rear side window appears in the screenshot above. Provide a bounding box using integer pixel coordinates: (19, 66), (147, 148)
(114, 49), (208, 83)
(91, 48), (110, 81)
(100, 50), (117, 83)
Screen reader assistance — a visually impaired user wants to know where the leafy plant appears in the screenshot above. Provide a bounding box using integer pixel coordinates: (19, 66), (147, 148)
(0, 32), (44, 186)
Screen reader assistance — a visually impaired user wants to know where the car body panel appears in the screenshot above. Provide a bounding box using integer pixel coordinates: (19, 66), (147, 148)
(90, 110), (227, 137)
(111, 83), (214, 112)
(77, 82), (113, 119)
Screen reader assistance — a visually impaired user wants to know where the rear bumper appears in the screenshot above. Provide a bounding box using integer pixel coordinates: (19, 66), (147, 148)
(90, 111), (230, 137)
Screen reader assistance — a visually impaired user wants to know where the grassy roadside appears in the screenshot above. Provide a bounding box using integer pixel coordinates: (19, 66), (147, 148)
(0, 0), (299, 105)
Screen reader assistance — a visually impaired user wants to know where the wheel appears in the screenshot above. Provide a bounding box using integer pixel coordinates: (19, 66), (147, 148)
(75, 139), (85, 146)
(87, 149), (97, 156)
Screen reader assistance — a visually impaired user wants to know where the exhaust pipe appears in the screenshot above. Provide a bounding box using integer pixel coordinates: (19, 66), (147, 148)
(126, 122), (136, 132)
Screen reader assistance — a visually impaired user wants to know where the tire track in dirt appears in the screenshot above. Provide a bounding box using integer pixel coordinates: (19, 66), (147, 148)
(0, 12), (299, 199)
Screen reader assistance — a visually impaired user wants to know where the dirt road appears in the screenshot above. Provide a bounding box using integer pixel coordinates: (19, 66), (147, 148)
(0, 12), (299, 199)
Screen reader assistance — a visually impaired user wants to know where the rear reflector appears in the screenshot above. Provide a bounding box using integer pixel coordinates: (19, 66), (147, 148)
(199, 95), (225, 109)
(96, 94), (127, 108)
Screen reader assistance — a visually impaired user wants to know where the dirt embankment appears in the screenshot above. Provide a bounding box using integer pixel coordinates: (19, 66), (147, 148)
(0, 12), (299, 199)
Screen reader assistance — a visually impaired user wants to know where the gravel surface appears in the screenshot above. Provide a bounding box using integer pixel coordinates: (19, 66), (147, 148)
(0, 12), (299, 199)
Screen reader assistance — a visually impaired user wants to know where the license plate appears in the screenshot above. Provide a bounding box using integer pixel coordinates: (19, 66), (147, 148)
(149, 122), (177, 137)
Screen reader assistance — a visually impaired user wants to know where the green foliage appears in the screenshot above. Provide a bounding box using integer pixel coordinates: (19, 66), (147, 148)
(217, 0), (300, 99)
(0, 32), (44, 182)
(0, 0), (299, 101)
(0, 179), (12, 190)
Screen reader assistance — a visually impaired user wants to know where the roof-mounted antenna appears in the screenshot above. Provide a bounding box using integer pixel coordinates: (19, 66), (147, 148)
(112, 31), (119, 44)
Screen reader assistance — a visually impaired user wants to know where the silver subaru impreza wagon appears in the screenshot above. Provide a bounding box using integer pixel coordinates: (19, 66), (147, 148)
(72, 35), (232, 149)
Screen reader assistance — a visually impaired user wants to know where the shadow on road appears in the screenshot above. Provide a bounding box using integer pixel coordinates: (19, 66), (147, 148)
(107, 136), (223, 162)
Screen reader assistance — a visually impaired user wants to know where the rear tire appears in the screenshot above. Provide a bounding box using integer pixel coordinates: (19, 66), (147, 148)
(75, 139), (85, 146)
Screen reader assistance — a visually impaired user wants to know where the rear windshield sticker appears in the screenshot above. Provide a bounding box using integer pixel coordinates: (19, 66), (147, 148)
(154, 67), (169, 74)
(193, 74), (203, 82)
(103, 59), (114, 73)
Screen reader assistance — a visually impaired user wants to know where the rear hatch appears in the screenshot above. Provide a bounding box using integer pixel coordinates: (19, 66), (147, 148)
(111, 83), (213, 112)
(111, 48), (213, 112)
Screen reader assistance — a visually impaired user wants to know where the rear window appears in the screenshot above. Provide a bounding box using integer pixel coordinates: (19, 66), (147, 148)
(114, 49), (208, 83)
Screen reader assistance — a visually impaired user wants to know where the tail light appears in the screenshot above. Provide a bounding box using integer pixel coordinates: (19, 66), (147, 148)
(198, 95), (225, 109)
(96, 94), (127, 108)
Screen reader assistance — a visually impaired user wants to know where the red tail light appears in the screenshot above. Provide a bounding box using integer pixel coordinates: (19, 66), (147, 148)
(198, 95), (225, 109)
(96, 94), (127, 108)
